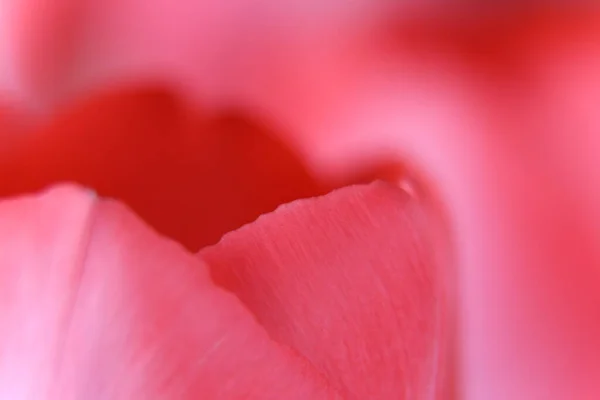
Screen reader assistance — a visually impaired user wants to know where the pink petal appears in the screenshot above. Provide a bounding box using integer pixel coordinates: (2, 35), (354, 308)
(0, 185), (96, 397)
(0, 185), (337, 398)
(201, 181), (452, 399)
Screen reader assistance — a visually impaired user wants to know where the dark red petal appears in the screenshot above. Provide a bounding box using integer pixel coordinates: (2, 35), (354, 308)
(0, 104), (25, 144)
(0, 86), (327, 251)
(0, 185), (338, 398)
(201, 181), (451, 399)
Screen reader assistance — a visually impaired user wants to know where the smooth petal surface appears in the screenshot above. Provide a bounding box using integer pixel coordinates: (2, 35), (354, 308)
(0, 185), (337, 399)
(0, 185), (96, 398)
(201, 181), (452, 399)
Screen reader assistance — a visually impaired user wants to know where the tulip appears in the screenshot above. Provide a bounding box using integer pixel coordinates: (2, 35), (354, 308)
(1, 2), (599, 399)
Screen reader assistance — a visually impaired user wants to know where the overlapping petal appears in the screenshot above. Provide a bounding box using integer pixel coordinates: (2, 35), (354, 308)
(0, 185), (340, 398)
(0, 181), (447, 398)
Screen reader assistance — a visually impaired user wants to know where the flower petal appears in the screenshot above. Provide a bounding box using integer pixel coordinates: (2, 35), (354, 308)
(0, 184), (338, 398)
(200, 181), (453, 399)
(0, 86), (327, 251)
(0, 185), (96, 398)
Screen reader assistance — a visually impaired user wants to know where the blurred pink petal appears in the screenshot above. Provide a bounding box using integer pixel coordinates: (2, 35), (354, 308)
(2, 0), (395, 112)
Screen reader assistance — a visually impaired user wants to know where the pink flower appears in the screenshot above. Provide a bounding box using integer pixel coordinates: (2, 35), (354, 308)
(1, 2), (600, 399)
